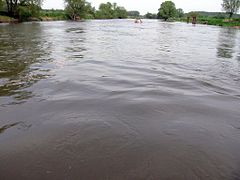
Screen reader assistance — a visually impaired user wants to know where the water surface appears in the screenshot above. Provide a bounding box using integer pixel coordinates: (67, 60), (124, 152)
(0, 20), (240, 180)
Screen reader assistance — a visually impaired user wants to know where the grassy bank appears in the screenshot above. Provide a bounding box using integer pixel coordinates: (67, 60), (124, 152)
(177, 16), (240, 28)
(198, 17), (240, 27)
(0, 15), (18, 23)
(1, 13), (240, 29)
(0, 9), (67, 23)
(39, 9), (68, 21)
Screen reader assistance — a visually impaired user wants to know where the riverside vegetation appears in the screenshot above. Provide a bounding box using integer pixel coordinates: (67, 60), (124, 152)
(0, 0), (129, 22)
(144, 0), (240, 27)
(0, 0), (240, 27)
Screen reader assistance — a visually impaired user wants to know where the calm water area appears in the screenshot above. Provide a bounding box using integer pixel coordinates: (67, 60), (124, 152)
(0, 20), (240, 179)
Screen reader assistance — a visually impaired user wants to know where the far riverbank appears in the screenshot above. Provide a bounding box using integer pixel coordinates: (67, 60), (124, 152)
(1, 15), (240, 29)
(176, 16), (240, 28)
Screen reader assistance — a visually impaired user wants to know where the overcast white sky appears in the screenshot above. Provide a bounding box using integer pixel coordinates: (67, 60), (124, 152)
(43, 0), (223, 15)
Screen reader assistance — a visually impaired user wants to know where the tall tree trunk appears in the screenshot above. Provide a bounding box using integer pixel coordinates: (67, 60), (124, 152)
(13, 0), (18, 17)
(5, 0), (13, 16)
(6, 0), (10, 13)
(9, 0), (13, 16)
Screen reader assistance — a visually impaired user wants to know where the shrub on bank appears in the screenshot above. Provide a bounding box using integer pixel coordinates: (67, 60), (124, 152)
(40, 9), (67, 20)
(0, 15), (17, 23)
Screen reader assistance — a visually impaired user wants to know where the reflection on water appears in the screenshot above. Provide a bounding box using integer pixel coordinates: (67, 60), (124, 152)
(65, 27), (87, 59)
(217, 28), (237, 59)
(0, 23), (52, 104)
(0, 21), (240, 180)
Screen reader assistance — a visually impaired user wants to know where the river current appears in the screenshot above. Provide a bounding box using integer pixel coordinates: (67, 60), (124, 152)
(0, 20), (240, 179)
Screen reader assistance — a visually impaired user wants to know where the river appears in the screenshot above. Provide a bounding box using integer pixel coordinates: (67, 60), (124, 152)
(0, 20), (240, 180)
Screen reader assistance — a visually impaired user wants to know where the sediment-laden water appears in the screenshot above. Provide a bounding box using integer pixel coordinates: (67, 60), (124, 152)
(0, 20), (240, 180)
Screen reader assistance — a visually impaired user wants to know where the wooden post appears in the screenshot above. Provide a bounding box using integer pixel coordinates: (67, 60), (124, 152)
(192, 16), (197, 24)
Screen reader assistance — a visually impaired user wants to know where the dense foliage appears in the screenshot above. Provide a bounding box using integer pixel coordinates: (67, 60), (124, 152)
(18, 1), (42, 20)
(0, 0), (3, 10)
(64, 0), (94, 20)
(40, 9), (67, 20)
(1, 0), (42, 19)
(157, 1), (177, 21)
(127, 11), (140, 17)
(176, 8), (184, 18)
(64, 1), (127, 20)
(144, 12), (157, 19)
(95, 2), (127, 19)
(222, 0), (240, 18)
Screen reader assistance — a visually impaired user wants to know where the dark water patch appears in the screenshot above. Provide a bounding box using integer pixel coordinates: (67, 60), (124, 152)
(0, 122), (20, 134)
(66, 27), (86, 34)
(0, 121), (31, 134)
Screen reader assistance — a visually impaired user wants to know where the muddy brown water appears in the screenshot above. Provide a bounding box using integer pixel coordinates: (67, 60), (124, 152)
(0, 20), (240, 180)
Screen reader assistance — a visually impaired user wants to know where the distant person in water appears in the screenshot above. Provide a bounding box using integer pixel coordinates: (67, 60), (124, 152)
(134, 18), (142, 23)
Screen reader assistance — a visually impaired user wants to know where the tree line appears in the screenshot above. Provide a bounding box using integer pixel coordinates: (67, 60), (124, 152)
(145, 0), (240, 20)
(0, 0), (239, 21)
(64, 0), (128, 20)
(0, 0), (42, 20)
(0, 0), (129, 20)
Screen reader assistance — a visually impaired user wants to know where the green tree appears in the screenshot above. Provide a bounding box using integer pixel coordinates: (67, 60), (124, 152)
(176, 8), (184, 18)
(127, 11), (140, 17)
(157, 1), (176, 21)
(18, 0), (43, 20)
(5, 0), (18, 16)
(65, 0), (94, 20)
(222, 0), (240, 18)
(145, 12), (157, 19)
(65, 0), (86, 20)
(114, 6), (127, 19)
(95, 2), (127, 19)
(4, 0), (42, 17)
(84, 2), (95, 19)
(95, 2), (113, 19)
(188, 11), (198, 18)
